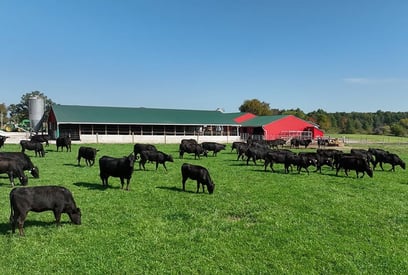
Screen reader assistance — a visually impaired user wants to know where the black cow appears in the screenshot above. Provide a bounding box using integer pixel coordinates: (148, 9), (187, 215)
(30, 134), (49, 146)
(9, 186), (81, 236)
(245, 146), (270, 165)
(350, 149), (375, 167)
(201, 142), (226, 156)
(336, 156), (373, 178)
(236, 143), (249, 161)
(133, 143), (157, 159)
(77, 146), (99, 166)
(139, 150), (174, 171)
(56, 136), (71, 152)
(290, 138), (312, 149)
(181, 163), (215, 194)
(267, 138), (286, 149)
(99, 153), (136, 190)
(0, 158), (28, 186)
(231, 141), (246, 152)
(264, 150), (296, 173)
(179, 142), (207, 159)
(369, 148), (405, 171)
(298, 152), (331, 173)
(0, 135), (9, 149)
(20, 140), (45, 157)
(0, 152), (39, 178)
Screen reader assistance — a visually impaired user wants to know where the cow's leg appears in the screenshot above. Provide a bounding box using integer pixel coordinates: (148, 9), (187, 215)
(196, 180), (200, 193)
(17, 212), (27, 236)
(182, 177), (187, 191)
(162, 162), (168, 171)
(53, 210), (62, 225)
(120, 177), (125, 189)
(125, 178), (130, 191)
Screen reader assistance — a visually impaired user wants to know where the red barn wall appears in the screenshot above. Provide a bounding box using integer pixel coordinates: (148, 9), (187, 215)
(263, 115), (323, 140)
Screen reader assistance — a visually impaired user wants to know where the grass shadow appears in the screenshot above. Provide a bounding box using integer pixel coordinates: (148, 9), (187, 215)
(73, 181), (114, 190)
(0, 220), (71, 235)
(156, 186), (195, 193)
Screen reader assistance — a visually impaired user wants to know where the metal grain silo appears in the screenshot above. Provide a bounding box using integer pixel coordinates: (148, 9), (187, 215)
(29, 96), (45, 132)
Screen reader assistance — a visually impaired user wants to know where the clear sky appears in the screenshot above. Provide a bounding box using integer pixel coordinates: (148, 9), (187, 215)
(1, 0), (407, 113)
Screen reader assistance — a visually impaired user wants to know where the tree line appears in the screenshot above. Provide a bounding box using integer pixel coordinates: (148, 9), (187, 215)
(239, 99), (408, 137)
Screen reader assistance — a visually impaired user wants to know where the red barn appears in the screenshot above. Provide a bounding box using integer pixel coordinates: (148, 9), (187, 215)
(239, 115), (324, 141)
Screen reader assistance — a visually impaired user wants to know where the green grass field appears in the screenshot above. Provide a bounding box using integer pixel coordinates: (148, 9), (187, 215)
(0, 141), (407, 274)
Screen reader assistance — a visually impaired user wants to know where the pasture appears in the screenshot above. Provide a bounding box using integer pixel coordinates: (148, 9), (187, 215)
(0, 142), (407, 273)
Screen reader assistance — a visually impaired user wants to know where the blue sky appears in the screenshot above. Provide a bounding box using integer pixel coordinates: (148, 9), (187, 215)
(1, 0), (407, 113)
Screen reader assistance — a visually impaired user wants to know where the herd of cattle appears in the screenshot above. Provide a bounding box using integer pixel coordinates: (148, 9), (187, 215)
(231, 139), (405, 178)
(0, 134), (406, 235)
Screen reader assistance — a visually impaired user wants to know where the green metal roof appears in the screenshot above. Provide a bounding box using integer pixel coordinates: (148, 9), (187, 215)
(240, 115), (287, 127)
(51, 104), (244, 125)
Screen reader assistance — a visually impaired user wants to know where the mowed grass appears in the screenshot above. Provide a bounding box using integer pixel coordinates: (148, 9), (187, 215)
(0, 142), (407, 274)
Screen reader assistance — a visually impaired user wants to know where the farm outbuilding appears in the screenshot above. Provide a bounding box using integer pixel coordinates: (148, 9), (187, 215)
(47, 104), (245, 144)
(239, 114), (324, 141)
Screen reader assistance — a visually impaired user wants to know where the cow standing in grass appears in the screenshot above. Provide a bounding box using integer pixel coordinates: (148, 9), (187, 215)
(139, 150), (174, 171)
(181, 163), (215, 194)
(56, 136), (71, 152)
(77, 146), (99, 166)
(99, 153), (136, 190)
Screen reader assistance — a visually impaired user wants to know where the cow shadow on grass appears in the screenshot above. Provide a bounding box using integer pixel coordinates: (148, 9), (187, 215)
(73, 181), (119, 190)
(0, 220), (70, 235)
(156, 186), (196, 193)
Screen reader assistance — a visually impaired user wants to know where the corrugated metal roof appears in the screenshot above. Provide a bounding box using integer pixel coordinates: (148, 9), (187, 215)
(240, 115), (287, 126)
(51, 104), (245, 125)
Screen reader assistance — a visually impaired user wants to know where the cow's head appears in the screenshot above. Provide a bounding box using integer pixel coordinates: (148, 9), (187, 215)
(30, 166), (40, 178)
(20, 175), (28, 186)
(366, 167), (374, 178)
(69, 208), (82, 225)
(167, 155), (174, 162)
(207, 182), (215, 194)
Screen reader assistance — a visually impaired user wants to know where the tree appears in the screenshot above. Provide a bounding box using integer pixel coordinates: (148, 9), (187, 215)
(0, 103), (8, 128)
(7, 91), (54, 124)
(239, 99), (273, 115)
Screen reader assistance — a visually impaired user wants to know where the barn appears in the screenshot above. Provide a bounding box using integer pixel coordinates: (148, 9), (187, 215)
(45, 104), (324, 144)
(47, 104), (245, 144)
(239, 114), (324, 141)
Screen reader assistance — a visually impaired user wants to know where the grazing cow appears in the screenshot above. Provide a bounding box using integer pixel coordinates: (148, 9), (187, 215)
(99, 153), (136, 190)
(133, 143), (157, 159)
(336, 156), (373, 178)
(0, 152), (39, 178)
(56, 136), (71, 152)
(179, 141), (207, 159)
(9, 186), (81, 236)
(139, 150), (174, 171)
(201, 142), (226, 156)
(0, 158), (28, 186)
(77, 146), (99, 166)
(368, 148), (405, 171)
(0, 135), (9, 149)
(181, 163), (215, 194)
(20, 140), (45, 157)
(30, 134), (49, 146)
